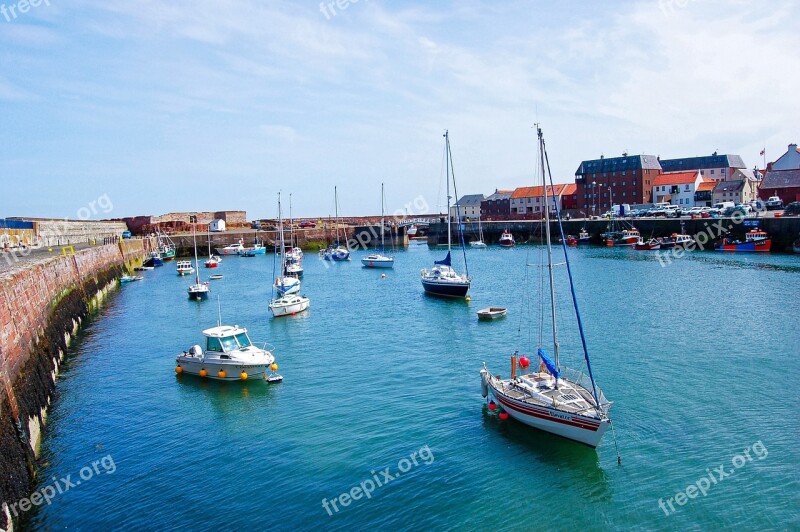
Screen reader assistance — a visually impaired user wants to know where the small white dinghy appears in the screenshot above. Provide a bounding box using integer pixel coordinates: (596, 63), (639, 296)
(477, 307), (507, 320)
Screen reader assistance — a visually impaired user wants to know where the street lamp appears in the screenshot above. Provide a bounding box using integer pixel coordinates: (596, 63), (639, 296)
(591, 181), (597, 217)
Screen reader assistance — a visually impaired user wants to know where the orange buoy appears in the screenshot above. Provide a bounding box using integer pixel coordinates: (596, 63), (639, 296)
(218, 369), (227, 379)
(175, 366), (183, 374)
(199, 368), (208, 378)
(240, 372), (248, 380)
(270, 363), (278, 372)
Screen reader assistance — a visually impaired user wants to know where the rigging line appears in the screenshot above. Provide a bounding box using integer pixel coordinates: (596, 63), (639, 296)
(540, 126), (601, 409)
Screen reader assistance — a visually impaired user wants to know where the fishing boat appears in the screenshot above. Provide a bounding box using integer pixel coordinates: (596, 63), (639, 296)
(175, 323), (280, 382)
(215, 240), (245, 256)
(578, 229), (591, 243)
(320, 187), (351, 261)
(634, 238), (660, 250)
(477, 307), (507, 320)
(421, 131), (471, 298)
(204, 226), (221, 268)
(362, 183), (395, 268)
(157, 232), (177, 261)
(120, 275), (143, 283)
(143, 251), (163, 267)
(469, 216), (487, 248)
(499, 230), (515, 247)
(715, 229), (771, 252)
(240, 241), (266, 256)
(270, 193), (309, 317)
(176, 260), (194, 276)
(604, 228), (640, 247)
(187, 223), (209, 301)
(480, 125), (615, 450)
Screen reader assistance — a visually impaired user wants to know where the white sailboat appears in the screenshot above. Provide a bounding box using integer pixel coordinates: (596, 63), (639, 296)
(285, 193), (304, 276)
(204, 225), (221, 268)
(187, 220), (210, 301)
(319, 186), (350, 261)
(421, 130), (471, 298)
(362, 183), (395, 268)
(469, 215), (487, 248)
(480, 126), (616, 450)
(270, 193), (309, 317)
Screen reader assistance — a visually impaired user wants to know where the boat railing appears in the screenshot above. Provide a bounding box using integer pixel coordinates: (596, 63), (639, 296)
(259, 342), (276, 353)
(560, 366), (612, 412)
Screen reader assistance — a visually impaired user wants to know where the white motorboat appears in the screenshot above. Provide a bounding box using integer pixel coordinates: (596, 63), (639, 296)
(175, 325), (279, 381)
(480, 125), (615, 451)
(176, 260), (194, 276)
(477, 307), (507, 320)
(269, 293), (310, 317)
(362, 183), (395, 269)
(274, 275), (300, 295)
(215, 240), (245, 256)
(421, 131), (471, 298)
(284, 259), (304, 276)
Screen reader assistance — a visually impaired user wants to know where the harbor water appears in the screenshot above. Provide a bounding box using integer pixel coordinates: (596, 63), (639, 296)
(25, 244), (800, 530)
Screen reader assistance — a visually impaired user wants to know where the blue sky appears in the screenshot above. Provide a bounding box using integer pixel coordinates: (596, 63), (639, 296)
(1, 0), (797, 220)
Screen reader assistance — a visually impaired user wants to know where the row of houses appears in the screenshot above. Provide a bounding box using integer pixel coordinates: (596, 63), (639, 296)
(451, 143), (800, 220)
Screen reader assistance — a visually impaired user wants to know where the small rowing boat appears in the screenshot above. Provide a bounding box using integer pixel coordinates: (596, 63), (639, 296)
(477, 307), (507, 320)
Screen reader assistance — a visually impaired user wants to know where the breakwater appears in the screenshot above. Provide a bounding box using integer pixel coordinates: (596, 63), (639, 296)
(427, 217), (800, 250)
(0, 239), (149, 530)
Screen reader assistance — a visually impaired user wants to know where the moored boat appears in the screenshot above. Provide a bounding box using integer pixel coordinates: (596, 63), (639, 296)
(176, 260), (194, 276)
(215, 240), (245, 256)
(480, 125), (615, 450)
(477, 307), (507, 320)
(320, 187), (351, 261)
(634, 238), (660, 250)
(120, 275), (143, 283)
(499, 230), (515, 247)
(715, 229), (771, 252)
(187, 222), (209, 300)
(144, 251), (163, 267)
(175, 324), (279, 381)
(362, 183), (395, 268)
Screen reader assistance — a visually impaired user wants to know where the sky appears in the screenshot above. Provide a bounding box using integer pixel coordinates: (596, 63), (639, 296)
(1, 0), (798, 220)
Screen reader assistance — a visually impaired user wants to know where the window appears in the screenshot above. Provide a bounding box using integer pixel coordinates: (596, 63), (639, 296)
(622, 181), (626, 186)
(235, 333), (251, 348)
(685, 184), (690, 191)
(220, 336), (238, 352)
(612, 182), (616, 187)
(700, 170), (704, 175)
(710, 169), (715, 175)
(622, 192), (626, 197)
(207, 337), (223, 352)
(633, 181), (637, 186)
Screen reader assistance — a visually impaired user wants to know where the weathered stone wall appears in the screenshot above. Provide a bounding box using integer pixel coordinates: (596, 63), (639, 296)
(0, 239), (145, 530)
(34, 220), (128, 247)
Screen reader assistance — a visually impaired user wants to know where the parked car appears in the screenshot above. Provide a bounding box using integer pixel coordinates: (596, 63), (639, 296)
(299, 221), (316, 228)
(686, 207), (704, 217)
(766, 196), (784, 210)
(121, 230), (132, 239)
(784, 202), (800, 216)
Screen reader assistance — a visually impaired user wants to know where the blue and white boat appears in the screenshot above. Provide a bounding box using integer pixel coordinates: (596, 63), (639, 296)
(362, 183), (395, 269)
(144, 251), (163, 267)
(421, 131), (470, 297)
(480, 126), (615, 450)
(320, 186), (350, 261)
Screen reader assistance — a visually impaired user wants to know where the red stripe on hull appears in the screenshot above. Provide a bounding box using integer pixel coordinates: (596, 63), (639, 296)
(495, 394), (601, 431)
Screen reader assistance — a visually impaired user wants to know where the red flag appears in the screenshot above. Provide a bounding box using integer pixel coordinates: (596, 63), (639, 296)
(760, 148), (765, 156)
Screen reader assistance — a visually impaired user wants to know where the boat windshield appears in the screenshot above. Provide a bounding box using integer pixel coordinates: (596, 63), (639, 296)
(235, 332), (251, 348)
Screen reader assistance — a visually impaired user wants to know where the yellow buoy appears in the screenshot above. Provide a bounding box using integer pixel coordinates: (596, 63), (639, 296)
(240, 372), (248, 380)
(218, 369), (227, 379)
(465, 296), (471, 302)
(199, 368), (208, 378)
(175, 366), (183, 374)
(270, 363), (278, 372)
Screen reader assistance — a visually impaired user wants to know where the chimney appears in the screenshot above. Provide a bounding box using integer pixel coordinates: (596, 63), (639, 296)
(790, 143), (798, 151)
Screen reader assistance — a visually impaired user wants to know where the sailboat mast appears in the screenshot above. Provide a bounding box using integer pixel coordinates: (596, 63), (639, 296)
(193, 219), (200, 285)
(278, 193), (285, 271)
(380, 183), (385, 252)
(445, 131), (452, 251)
(334, 186), (340, 247)
(540, 128), (560, 369)
(289, 193), (294, 249)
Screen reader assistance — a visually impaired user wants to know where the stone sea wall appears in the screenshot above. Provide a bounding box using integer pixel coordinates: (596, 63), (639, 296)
(0, 239), (147, 531)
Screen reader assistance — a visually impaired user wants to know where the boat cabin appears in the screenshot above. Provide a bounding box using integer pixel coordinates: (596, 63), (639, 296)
(745, 230), (768, 242)
(203, 326), (253, 353)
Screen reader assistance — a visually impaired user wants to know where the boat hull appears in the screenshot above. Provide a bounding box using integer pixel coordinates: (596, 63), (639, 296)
(361, 257), (394, 268)
(421, 278), (470, 297)
(188, 289), (209, 301)
(176, 360), (269, 380)
(269, 297), (310, 317)
(716, 239), (771, 252)
(144, 256), (163, 267)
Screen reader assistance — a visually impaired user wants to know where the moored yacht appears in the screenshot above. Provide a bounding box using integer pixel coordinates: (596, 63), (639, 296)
(176, 260), (194, 276)
(499, 230), (515, 247)
(215, 240), (245, 256)
(362, 183), (395, 269)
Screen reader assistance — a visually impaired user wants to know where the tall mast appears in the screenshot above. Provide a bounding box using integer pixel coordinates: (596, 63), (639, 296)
(278, 193), (285, 271)
(289, 193), (294, 249)
(445, 131), (452, 252)
(193, 219), (200, 286)
(380, 183), (385, 252)
(334, 186), (340, 247)
(540, 126), (560, 370)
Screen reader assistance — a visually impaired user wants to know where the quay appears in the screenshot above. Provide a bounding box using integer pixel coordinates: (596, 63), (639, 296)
(426, 217), (800, 251)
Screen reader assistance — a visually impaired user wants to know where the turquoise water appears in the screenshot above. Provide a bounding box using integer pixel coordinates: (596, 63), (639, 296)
(25, 244), (800, 530)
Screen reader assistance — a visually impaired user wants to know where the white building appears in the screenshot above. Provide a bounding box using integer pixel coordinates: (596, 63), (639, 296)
(450, 194), (484, 221)
(652, 171), (708, 207)
(209, 219), (226, 232)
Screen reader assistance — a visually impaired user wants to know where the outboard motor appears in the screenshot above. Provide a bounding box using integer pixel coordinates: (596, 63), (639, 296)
(189, 345), (203, 357)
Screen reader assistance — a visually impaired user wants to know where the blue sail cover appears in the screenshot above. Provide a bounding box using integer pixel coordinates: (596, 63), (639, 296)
(537, 348), (560, 379)
(434, 251), (452, 266)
